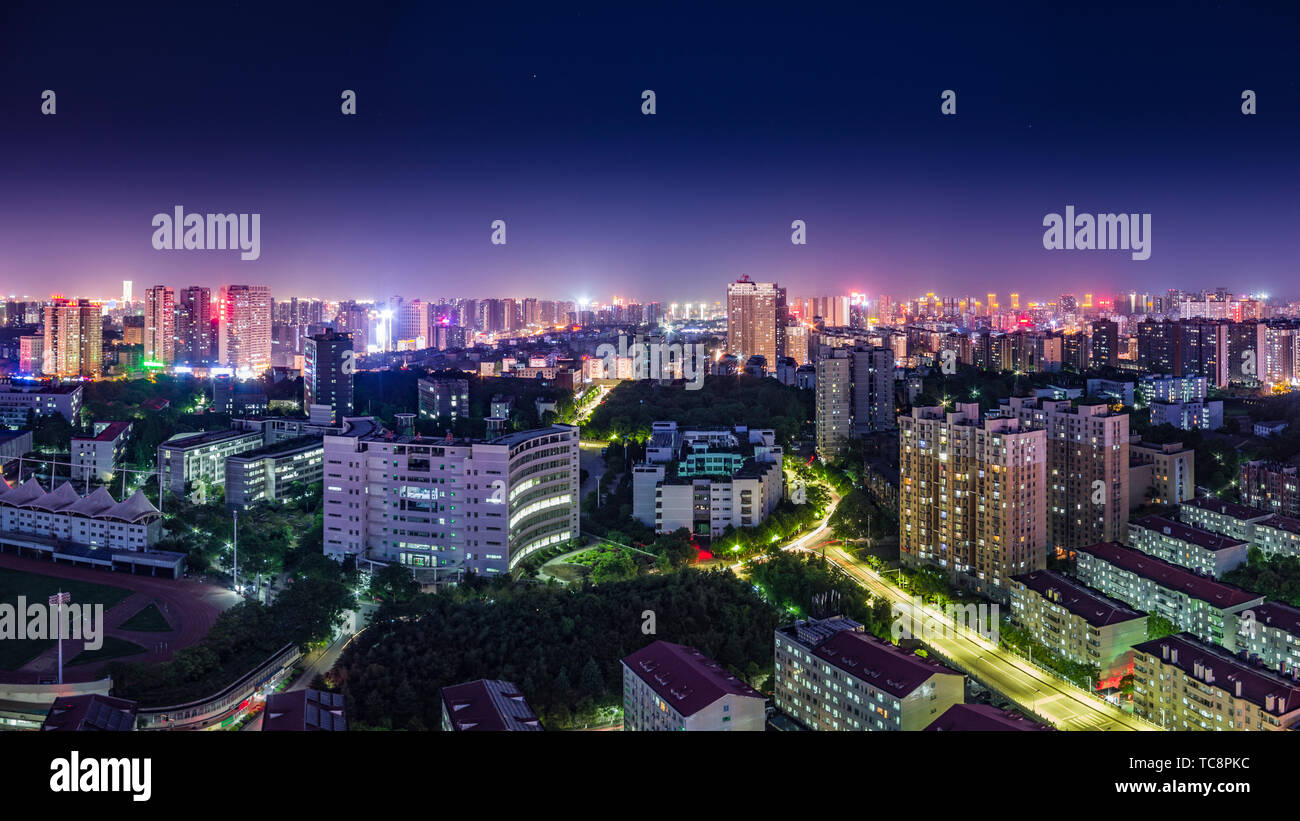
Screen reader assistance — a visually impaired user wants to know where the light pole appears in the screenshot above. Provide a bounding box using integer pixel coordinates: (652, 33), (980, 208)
(49, 592), (70, 684)
(232, 508), (239, 594)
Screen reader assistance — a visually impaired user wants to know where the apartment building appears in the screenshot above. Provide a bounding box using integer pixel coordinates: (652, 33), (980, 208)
(925, 703), (1053, 731)
(1137, 374), (1207, 406)
(1237, 601), (1300, 677)
(726, 276), (787, 367)
(1149, 399), (1223, 431)
(1074, 541), (1263, 652)
(814, 344), (895, 459)
(1239, 460), (1300, 518)
(219, 284), (273, 375)
(1008, 569), (1148, 681)
(899, 403), (1047, 600)
(1177, 496), (1300, 561)
(1003, 396), (1129, 553)
(1126, 515), (1250, 578)
(774, 616), (964, 731)
(0, 381), (82, 427)
(417, 376), (470, 424)
(321, 419), (579, 576)
(622, 641), (765, 731)
(70, 420), (132, 482)
(1132, 633), (1300, 730)
(1129, 439), (1195, 505)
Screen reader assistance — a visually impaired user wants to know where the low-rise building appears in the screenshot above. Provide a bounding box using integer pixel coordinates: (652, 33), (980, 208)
(1126, 515), (1250, 578)
(1179, 497), (1273, 543)
(40, 694), (137, 732)
(1008, 569), (1148, 681)
(1238, 601), (1300, 677)
(0, 380), (82, 427)
(440, 679), (543, 731)
(622, 641), (765, 731)
(1074, 541), (1263, 652)
(417, 376), (469, 424)
(924, 703), (1053, 731)
(774, 616), (964, 731)
(71, 421), (132, 482)
(1253, 420), (1289, 438)
(1239, 460), (1300, 518)
(225, 436), (325, 508)
(157, 427), (265, 496)
(1149, 399), (1223, 431)
(0, 429), (32, 462)
(1132, 633), (1300, 730)
(261, 689), (346, 732)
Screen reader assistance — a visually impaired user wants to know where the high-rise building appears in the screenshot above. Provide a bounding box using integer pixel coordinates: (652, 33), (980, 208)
(1003, 397), (1129, 553)
(726, 276), (786, 367)
(304, 330), (354, 423)
(322, 419), (580, 576)
(899, 403), (1046, 600)
(1090, 319), (1118, 368)
(43, 299), (102, 378)
(1137, 319), (1182, 375)
(396, 299), (428, 347)
(143, 286), (175, 367)
(219, 285), (272, 375)
(176, 286), (213, 364)
(813, 344), (895, 459)
(122, 280), (132, 304)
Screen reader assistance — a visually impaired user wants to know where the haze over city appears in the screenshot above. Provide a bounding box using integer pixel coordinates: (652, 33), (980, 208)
(2, 2), (1298, 301)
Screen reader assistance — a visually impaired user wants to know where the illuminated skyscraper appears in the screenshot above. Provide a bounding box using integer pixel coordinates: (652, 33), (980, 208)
(726, 276), (787, 367)
(219, 284), (272, 375)
(43, 299), (102, 378)
(144, 285), (175, 367)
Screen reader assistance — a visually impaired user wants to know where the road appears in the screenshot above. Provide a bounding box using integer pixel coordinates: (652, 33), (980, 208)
(739, 484), (1156, 731)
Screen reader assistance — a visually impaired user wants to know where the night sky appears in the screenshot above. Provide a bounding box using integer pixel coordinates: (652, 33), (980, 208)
(1, 1), (1298, 303)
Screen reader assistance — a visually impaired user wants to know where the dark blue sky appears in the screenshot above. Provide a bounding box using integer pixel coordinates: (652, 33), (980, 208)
(1, 1), (1298, 303)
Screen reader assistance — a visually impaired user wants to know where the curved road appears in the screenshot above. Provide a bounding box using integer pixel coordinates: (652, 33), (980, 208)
(739, 484), (1156, 731)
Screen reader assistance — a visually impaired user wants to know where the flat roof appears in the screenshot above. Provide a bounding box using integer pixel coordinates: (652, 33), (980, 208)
(1131, 515), (1249, 552)
(1010, 569), (1145, 627)
(159, 427), (261, 450)
(1076, 542), (1262, 607)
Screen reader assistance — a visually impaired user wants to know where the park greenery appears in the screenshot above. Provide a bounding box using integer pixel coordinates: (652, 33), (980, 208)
(1222, 548), (1300, 606)
(582, 375), (810, 446)
(334, 569), (778, 730)
(748, 550), (893, 639)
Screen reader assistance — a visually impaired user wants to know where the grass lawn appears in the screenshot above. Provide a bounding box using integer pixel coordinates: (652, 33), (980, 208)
(0, 567), (134, 670)
(68, 636), (148, 666)
(119, 603), (172, 632)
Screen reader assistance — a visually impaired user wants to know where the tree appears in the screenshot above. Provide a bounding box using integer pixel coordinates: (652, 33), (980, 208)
(371, 564), (420, 602)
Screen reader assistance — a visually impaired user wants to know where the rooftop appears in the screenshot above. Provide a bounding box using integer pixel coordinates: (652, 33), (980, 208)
(1010, 569), (1146, 627)
(622, 641), (763, 718)
(1131, 515), (1249, 552)
(925, 703), (1053, 732)
(1133, 633), (1300, 714)
(1076, 542), (1262, 607)
(41, 694), (137, 731)
(262, 689), (346, 731)
(441, 679), (543, 731)
(73, 420), (132, 443)
(810, 630), (961, 698)
(1181, 496), (1272, 522)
